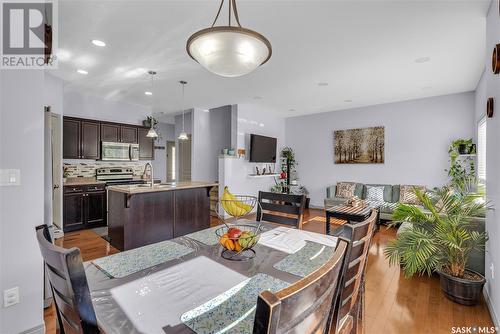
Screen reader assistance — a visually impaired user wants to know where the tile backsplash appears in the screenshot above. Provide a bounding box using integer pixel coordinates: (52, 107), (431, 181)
(63, 160), (148, 178)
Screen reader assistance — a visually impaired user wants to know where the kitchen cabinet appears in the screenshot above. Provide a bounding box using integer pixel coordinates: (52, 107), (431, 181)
(101, 123), (121, 142)
(63, 118), (100, 159)
(138, 127), (154, 160)
(121, 126), (138, 143)
(63, 184), (106, 232)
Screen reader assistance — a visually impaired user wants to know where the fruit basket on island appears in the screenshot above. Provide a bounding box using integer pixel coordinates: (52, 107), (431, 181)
(215, 187), (263, 260)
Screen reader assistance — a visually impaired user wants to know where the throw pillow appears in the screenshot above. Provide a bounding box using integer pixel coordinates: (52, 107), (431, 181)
(336, 182), (356, 198)
(400, 185), (426, 205)
(366, 185), (384, 202)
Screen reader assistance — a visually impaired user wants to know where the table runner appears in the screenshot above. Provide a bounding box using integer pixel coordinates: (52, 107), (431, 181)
(274, 241), (336, 277)
(181, 273), (290, 334)
(92, 240), (194, 278)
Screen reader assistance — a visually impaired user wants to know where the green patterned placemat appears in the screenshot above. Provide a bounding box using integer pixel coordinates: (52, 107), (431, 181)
(273, 241), (335, 278)
(92, 241), (194, 278)
(184, 226), (221, 246)
(181, 273), (289, 334)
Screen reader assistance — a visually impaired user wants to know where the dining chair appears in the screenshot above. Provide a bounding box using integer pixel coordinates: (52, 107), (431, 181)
(256, 191), (307, 229)
(329, 209), (378, 334)
(35, 224), (100, 334)
(253, 239), (348, 334)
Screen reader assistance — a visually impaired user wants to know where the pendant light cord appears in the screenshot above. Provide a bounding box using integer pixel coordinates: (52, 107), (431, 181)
(211, 0), (241, 28)
(181, 82), (186, 132)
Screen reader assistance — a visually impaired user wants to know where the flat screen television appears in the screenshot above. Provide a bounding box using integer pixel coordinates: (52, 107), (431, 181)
(249, 134), (277, 162)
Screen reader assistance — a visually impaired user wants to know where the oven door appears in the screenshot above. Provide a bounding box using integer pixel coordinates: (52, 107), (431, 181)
(101, 142), (131, 161)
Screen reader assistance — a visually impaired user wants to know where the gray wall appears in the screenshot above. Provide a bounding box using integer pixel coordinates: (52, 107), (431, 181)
(479, 0), (500, 326)
(152, 122), (175, 182)
(1, 71), (45, 333)
(285, 92), (475, 206)
(192, 106), (232, 182)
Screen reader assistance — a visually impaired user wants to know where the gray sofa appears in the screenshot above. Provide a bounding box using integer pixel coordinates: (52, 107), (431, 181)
(325, 183), (408, 221)
(324, 183), (485, 275)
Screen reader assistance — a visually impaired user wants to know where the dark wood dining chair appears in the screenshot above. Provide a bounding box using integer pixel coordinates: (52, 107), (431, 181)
(253, 239), (348, 334)
(35, 224), (100, 334)
(256, 191), (307, 229)
(329, 209), (378, 334)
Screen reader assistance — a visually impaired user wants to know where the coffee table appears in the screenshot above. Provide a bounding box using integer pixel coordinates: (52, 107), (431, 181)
(325, 204), (379, 235)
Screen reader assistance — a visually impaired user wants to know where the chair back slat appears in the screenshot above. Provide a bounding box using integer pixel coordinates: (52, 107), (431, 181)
(257, 191), (306, 229)
(35, 225), (99, 334)
(331, 209), (378, 334)
(253, 240), (348, 334)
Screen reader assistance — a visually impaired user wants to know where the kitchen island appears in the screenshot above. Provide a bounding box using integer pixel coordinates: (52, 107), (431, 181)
(107, 181), (217, 251)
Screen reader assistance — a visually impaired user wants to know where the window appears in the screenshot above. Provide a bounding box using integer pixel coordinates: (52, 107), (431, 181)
(477, 117), (486, 184)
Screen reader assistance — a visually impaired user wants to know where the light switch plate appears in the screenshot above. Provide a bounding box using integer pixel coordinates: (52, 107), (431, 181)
(3, 287), (19, 307)
(0, 169), (21, 186)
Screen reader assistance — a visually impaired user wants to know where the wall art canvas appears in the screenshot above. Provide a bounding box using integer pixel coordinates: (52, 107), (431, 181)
(334, 126), (385, 164)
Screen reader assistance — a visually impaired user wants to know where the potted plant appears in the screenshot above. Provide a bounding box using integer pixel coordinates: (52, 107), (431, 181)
(446, 139), (476, 188)
(281, 147), (297, 171)
(385, 181), (490, 305)
(449, 138), (476, 156)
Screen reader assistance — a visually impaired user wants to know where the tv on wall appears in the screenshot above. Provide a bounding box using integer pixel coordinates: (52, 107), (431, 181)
(249, 134), (277, 162)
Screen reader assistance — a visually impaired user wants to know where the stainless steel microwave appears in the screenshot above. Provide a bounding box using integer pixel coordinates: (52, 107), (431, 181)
(101, 142), (139, 161)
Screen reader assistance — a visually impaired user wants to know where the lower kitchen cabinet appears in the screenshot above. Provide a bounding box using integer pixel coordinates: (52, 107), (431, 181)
(63, 185), (107, 232)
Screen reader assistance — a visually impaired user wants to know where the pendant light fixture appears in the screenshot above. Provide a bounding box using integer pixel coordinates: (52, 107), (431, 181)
(146, 70), (159, 138)
(186, 0), (272, 78)
(178, 81), (189, 141)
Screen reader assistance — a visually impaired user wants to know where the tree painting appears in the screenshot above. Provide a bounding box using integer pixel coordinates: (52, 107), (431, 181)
(334, 126), (385, 164)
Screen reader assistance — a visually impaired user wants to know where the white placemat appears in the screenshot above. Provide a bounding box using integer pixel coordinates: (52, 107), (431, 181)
(258, 226), (338, 254)
(110, 256), (248, 334)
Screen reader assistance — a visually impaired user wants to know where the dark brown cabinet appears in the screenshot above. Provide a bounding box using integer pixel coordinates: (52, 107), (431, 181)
(64, 117), (154, 160)
(63, 118), (100, 159)
(138, 127), (154, 160)
(63, 185), (106, 232)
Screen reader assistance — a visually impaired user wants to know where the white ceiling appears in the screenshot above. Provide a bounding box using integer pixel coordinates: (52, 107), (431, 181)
(53, 0), (490, 119)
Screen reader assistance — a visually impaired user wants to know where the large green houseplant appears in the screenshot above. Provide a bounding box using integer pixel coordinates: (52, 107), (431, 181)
(385, 182), (490, 305)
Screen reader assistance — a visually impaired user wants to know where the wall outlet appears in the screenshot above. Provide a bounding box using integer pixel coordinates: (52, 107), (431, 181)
(3, 287), (19, 307)
(491, 263), (495, 280)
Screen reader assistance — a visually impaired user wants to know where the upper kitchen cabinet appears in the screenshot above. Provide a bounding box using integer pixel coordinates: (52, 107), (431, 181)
(138, 127), (154, 160)
(121, 125), (138, 144)
(101, 123), (121, 142)
(63, 117), (100, 159)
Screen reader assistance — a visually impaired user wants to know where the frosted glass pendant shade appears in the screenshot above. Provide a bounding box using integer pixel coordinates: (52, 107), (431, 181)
(146, 127), (158, 138)
(187, 27), (271, 78)
(178, 131), (188, 140)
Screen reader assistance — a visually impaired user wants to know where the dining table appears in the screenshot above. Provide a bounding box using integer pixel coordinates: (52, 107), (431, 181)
(84, 220), (339, 334)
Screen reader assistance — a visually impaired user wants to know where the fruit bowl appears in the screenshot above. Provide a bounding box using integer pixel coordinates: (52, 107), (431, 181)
(215, 224), (262, 261)
(218, 187), (258, 222)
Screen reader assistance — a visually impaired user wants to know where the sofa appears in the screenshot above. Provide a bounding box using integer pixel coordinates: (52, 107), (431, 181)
(325, 182), (485, 275)
(325, 183), (413, 221)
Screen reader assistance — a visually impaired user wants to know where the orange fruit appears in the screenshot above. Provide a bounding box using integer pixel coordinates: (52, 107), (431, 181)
(225, 239), (235, 251)
(220, 235), (228, 247)
(234, 242), (242, 252)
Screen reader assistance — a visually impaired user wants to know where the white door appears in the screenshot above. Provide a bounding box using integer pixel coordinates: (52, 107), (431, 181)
(51, 113), (63, 229)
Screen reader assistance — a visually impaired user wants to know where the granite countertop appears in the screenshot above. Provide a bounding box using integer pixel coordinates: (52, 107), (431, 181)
(107, 181), (218, 194)
(63, 177), (106, 186)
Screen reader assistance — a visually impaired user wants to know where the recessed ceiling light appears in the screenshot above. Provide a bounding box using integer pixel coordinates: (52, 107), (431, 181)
(91, 39), (106, 47)
(77, 69), (88, 75)
(144, 91), (153, 96)
(414, 57), (431, 63)
(318, 82), (329, 86)
(344, 99), (353, 103)
(259, 123), (264, 127)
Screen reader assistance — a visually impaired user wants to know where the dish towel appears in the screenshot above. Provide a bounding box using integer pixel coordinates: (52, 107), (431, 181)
(258, 226), (338, 254)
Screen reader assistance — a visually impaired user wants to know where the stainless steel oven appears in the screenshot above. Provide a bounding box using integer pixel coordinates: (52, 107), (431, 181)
(101, 142), (139, 161)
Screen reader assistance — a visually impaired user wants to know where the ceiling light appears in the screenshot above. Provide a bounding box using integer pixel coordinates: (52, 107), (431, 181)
(259, 123), (264, 127)
(186, 0), (272, 77)
(414, 57), (431, 63)
(145, 91), (153, 96)
(77, 69), (88, 75)
(178, 81), (189, 141)
(318, 82), (329, 86)
(91, 39), (106, 47)
(203, 109), (210, 112)
(146, 71), (159, 139)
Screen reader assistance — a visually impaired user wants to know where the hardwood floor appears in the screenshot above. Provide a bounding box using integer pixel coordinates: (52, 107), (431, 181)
(44, 208), (493, 334)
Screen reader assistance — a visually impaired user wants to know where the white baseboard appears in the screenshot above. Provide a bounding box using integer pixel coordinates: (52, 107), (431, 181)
(483, 289), (499, 328)
(20, 324), (45, 334)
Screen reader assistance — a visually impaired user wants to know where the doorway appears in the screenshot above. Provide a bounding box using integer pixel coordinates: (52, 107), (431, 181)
(178, 135), (192, 182)
(166, 141), (176, 182)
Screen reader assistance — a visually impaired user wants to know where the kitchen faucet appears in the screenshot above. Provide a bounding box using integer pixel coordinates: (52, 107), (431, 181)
(144, 162), (154, 187)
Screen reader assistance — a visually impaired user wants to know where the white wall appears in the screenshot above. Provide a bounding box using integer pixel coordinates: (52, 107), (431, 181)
(481, 0), (500, 326)
(1, 71), (45, 333)
(286, 92), (475, 206)
(64, 90), (150, 125)
(152, 122), (175, 182)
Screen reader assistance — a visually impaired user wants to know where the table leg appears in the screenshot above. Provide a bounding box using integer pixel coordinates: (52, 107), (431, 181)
(326, 212), (331, 235)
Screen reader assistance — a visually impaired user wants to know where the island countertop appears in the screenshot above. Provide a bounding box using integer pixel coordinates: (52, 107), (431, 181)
(107, 181), (218, 194)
